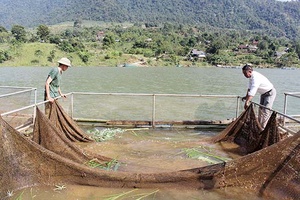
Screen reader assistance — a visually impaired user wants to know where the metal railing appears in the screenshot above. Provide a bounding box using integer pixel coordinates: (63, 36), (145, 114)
(69, 92), (242, 128)
(0, 86), (37, 130)
(283, 92), (300, 117)
(281, 92), (300, 133)
(1, 92), (241, 129)
(1, 90), (299, 132)
(0, 86), (37, 107)
(251, 101), (300, 135)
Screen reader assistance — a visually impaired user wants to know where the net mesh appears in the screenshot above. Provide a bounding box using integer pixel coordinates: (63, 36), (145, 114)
(0, 101), (299, 199)
(47, 100), (94, 142)
(211, 104), (285, 154)
(33, 105), (112, 164)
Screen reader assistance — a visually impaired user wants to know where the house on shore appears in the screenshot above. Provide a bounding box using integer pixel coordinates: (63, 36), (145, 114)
(189, 49), (206, 61)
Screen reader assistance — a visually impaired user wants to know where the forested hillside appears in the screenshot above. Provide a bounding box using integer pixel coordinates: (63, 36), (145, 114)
(1, 0), (300, 39)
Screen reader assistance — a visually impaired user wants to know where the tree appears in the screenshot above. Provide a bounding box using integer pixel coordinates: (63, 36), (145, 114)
(293, 41), (300, 59)
(103, 34), (115, 48)
(11, 25), (27, 42)
(206, 40), (224, 54)
(278, 52), (299, 67)
(257, 40), (268, 50)
(34, 49), (43, 57)
(74, 19), (83, 28)
(37, 25), (50, 41)
(47, 50), (56, 62)
(0, 50), (10, 63)
(0, 26), (9, 43)
(187, 37), (197, 47)
(59, 40), (75, 52)
(0, 26), (8, 33)
(78, 50), (91, 63)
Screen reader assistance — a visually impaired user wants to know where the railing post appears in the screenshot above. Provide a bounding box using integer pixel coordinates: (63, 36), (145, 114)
(152, 94), (156, 128)
(71, 93), (74, 119)
(283, 93), (288, 126)
(33, 88), (37, 123)
(236, 96), (240, 118)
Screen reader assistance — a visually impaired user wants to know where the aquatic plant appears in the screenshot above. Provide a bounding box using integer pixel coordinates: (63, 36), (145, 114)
(54, 184), (66, 191)
(7, 189), (36, 200)
(6, 190), (14, 198)
(128, 128), (150, 137)
(103, 189), (159, 200)
(87, 158), (121, 171)
(14, 191), (24, 200)
(87, 128), (125, 142)
(6, 190), (14, 197)
(182, 147), (231, 164)
(103, 189), (137, 200)
(130, 189), (159, 200)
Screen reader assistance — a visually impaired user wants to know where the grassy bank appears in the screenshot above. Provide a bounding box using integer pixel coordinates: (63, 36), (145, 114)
(0, 42), (212, 67)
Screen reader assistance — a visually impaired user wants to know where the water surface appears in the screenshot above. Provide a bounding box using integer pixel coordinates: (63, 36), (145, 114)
(1, 66), (299, 113)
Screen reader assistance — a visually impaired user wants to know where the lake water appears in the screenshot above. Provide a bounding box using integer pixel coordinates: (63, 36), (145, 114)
(1, 66), (299, 200)
(0, 66), (299, 114)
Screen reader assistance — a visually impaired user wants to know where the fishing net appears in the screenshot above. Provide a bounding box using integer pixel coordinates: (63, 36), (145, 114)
(0, 102), (299, 200)
(33, 106), (112, 164)
(211, 104), (284, 154)
(47, 100), (94, 142)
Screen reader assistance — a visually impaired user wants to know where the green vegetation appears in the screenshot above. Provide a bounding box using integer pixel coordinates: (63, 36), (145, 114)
(102, 189), (159, 200)
(87, 128), (125, 142)
(54, 184), (67, 191)
(2, 0), (300, 40)
(86, 158), (121, 171)
(0, 21), (300, 67)
(182, 146), (231, 164)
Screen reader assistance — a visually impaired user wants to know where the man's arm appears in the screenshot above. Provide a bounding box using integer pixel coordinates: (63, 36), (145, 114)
(45, 76), (54, 102)
(242, 89), (253, 109)
(58, 87), (66, 98)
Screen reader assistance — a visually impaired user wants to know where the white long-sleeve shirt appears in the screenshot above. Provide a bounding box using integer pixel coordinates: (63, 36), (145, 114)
(248, 71), (273, 96)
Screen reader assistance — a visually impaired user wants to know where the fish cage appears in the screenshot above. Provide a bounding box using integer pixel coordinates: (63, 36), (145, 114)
(1, 89), (300, 200)
(1, 90), (300, 135)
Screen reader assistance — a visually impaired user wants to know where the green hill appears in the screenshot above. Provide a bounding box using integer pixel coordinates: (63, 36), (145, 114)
(1, 0), (300, 39)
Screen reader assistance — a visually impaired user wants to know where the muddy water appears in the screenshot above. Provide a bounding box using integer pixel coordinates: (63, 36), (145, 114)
(81, 128), (229, 173)
(12, 185), (262, 200)
(10, 128), (263, 200)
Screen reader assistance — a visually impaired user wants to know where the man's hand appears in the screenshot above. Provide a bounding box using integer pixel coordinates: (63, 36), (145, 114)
(244, 102), (249, 110)
(48, 97), (55, 103)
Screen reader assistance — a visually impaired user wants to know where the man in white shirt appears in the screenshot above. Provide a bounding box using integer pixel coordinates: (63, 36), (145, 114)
(242, 64), (276, 128)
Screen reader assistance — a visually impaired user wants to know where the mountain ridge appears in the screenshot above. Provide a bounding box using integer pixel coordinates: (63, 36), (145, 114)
(0, 0), (300, 39)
